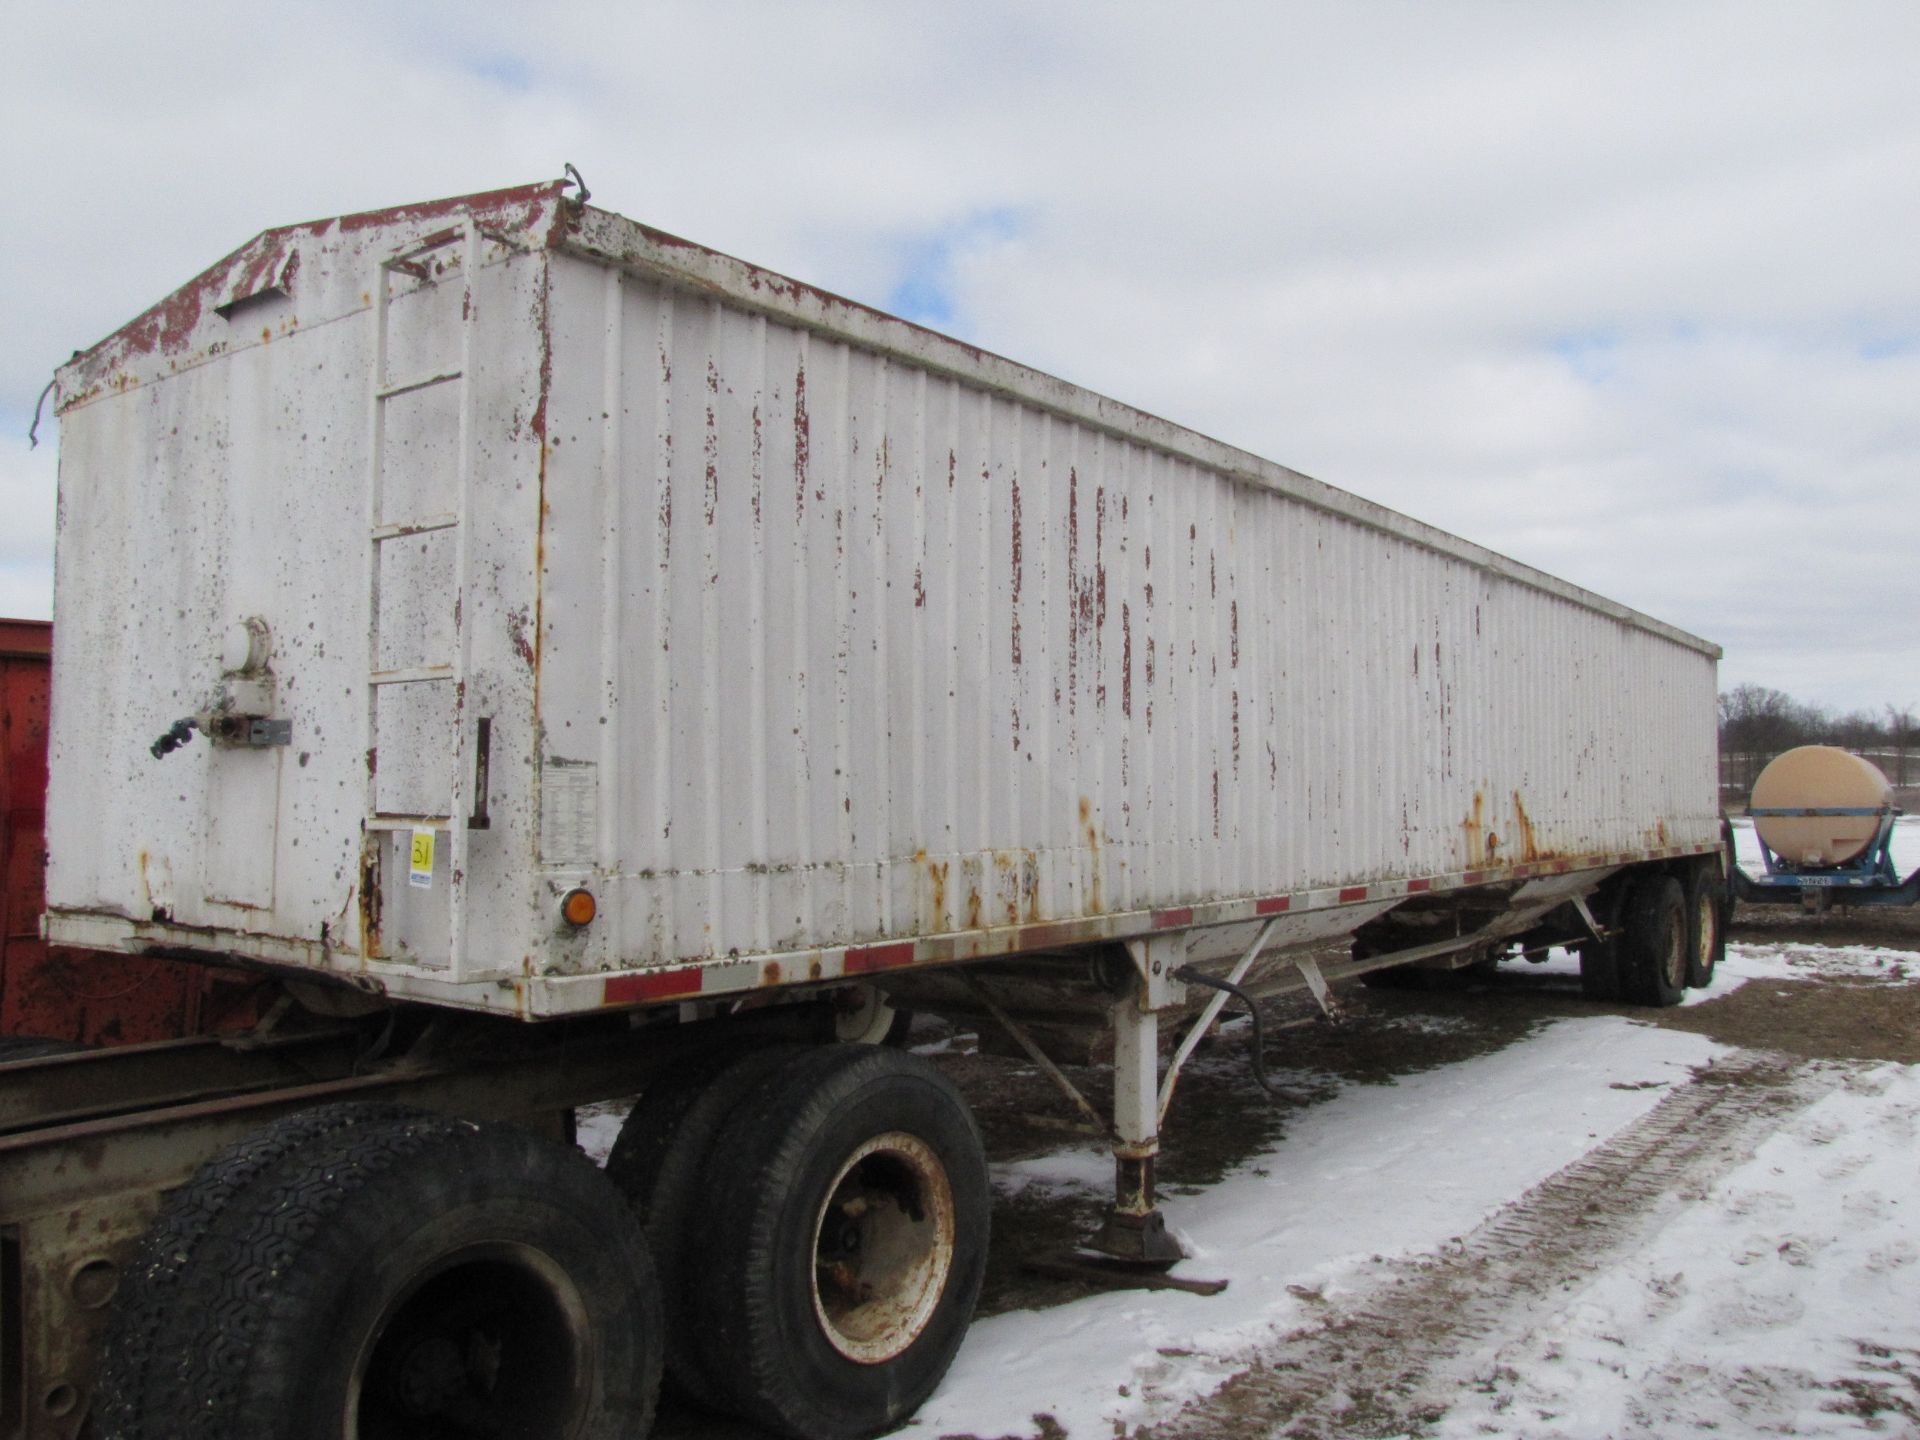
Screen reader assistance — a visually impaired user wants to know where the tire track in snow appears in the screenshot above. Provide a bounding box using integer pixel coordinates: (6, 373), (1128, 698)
(1142, 1051), (1835, 1440)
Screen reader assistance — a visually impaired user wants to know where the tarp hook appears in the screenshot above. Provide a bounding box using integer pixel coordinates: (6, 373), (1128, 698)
(562, 163), (591, 205)
(27, 376), (55, 449)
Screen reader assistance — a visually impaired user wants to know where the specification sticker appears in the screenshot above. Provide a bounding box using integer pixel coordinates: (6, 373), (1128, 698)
(408, 829), (437, 889)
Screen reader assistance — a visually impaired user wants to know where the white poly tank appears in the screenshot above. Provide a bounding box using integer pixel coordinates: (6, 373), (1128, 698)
(1750, 745), (1892, 868)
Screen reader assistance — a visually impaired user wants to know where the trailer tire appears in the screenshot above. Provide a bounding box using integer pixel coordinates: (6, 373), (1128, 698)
(1684, 863), (1725, 989)
(93, 1101), (424, 1440)
(1577, 936), (1621, 1001)
(1619, 875), (1689, 1007)
(606, 1044), (811, 1408)
(691, 1045), (989, 1440)
(1722, 817), (1740, 924)
(98, 1107), (661, 1440)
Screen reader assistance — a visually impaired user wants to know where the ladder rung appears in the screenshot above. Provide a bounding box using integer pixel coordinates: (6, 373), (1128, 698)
(372, 515), (459, 542)
(369, 665), (455, 686)
(367, 815), (453, 832)
(377, 369), (462, 401)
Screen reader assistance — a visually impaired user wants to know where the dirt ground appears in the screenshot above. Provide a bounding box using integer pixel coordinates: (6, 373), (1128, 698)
(657, 909), (1919, 1440)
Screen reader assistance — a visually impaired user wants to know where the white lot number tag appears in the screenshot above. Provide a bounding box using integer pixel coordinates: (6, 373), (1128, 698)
(408, 829), (436, 889)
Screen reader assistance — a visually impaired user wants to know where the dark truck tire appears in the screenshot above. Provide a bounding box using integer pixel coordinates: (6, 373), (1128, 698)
(1619, 874), (1689, 1007)
(95, 1105), (661, 1440)
(1685, 862), (1726, 989)
(689, 1045), (990, 1440)
(93, 1102), (423, 1440)
(605, 1044), (809, 1408)
(1577, 940), (1622, 1001)
(1577, 883), (1626, 1002)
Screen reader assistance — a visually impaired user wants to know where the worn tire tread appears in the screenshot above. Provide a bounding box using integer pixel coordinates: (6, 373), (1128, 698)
(92, 1101), (423, 1440)
(615, 1043), (812, 1407)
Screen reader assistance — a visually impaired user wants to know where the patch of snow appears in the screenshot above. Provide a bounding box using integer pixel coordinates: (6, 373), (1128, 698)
(913, 1017), (1727, 1437)
(994, 1147), (1115, 1198)
(1684, 941), (1918, 1007)
(575, 1098), (632, 1167)
(1430, 1063), (1920, 1437)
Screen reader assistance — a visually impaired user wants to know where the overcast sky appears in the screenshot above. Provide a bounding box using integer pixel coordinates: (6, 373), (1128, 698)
(4, 2), (1915, 715)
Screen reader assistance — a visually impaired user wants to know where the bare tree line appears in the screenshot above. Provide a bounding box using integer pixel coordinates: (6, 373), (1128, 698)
(1719, 684), (1917, 795)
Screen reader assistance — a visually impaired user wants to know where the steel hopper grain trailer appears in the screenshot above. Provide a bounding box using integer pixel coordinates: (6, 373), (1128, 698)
(5, 174), (1724, 1440)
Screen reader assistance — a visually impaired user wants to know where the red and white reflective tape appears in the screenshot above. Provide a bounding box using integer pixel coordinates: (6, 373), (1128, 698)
(586, 841), (1718, 1011)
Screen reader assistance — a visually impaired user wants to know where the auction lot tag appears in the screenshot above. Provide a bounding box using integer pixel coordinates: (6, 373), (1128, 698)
(409, 829), (436, 889)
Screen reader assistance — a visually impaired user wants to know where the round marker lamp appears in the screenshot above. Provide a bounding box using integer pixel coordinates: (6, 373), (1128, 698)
(560, 888), (597, 927)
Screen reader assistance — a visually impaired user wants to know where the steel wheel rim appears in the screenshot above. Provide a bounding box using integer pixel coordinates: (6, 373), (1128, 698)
(810, 1131), (956, 1364)
(346, 1241), (594, 1439)
(1663, 901), (1690, 989)
(1693, 890), (1718, 976)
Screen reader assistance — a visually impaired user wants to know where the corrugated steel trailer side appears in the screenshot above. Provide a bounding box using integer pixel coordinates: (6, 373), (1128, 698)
(44, 183), (1718, 1019)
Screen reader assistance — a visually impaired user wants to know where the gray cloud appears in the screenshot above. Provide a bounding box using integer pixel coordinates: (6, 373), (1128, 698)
(4, 1), (1914, 708)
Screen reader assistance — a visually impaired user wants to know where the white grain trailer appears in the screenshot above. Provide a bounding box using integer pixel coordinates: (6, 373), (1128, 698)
(8, 177), (1723, 1440)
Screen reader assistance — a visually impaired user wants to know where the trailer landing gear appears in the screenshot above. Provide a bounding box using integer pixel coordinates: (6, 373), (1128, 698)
(1022, 942), (1233, 1296)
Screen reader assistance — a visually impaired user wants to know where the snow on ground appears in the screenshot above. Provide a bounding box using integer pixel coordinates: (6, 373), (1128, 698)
(1694, 942), (1918, 995)
(910, 1019), (1728, 1438)
(575, 1099), (630, 1166)
(1430, 1063), (1920, 1438)
(1525, 938), (1915, 1007)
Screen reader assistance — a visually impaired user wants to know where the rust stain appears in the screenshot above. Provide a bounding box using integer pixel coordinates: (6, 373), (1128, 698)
(1231, 687), (1240, 776)
(1512, 790), (1540, 862)
(1461, 790), (1486, 866)
(1009, 469), (1024, 666)
(993, 851), (1019, 926)
(1098, 485), (1113, 710)
(506, 608), (536, 669)
(1009, 466), (1023, 752)
(750, 403), (763, 530)
(793, 361), (810, 522)
(704, 360), (720, 529)
(928, 857), (949, 929)
(966, 885), (983, 931)
(1121, 602), (1132, 718)
(359, 841), (383, 960)
(1081, 798), (1105, 913)
(1066, 466), (1080, 715)
(762, 960), (783, 985)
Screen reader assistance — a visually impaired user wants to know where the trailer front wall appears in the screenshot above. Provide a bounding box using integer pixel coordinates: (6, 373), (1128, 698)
(534, 251), (1718, 973)
(45, 204), (557, 985)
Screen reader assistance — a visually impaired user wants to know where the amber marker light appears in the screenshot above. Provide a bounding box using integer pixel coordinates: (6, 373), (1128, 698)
(560, 888), (597, 927)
